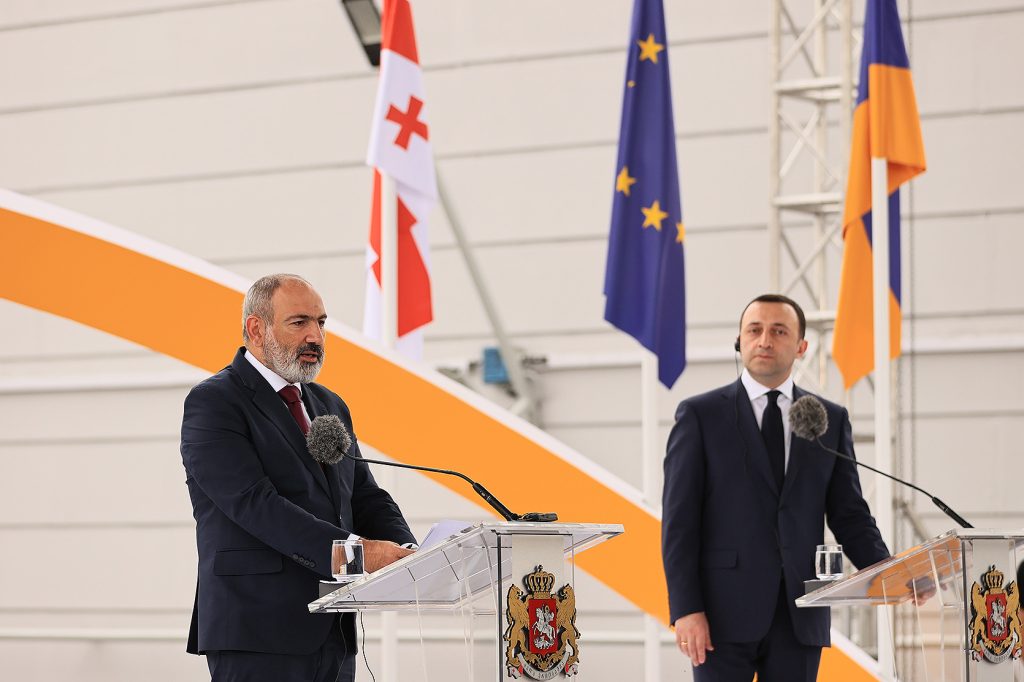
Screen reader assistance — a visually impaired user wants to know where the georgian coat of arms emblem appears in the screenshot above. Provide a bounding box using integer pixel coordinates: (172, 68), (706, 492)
(969, 564), (1023, 663)
(504, 565), (580, 679)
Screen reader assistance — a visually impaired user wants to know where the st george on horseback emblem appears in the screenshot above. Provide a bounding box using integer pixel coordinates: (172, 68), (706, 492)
(968, 564), (1023, 663)
(504, 565), (580, 679)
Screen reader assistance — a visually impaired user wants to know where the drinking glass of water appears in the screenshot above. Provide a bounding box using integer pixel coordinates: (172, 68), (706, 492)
(331, 539), (366, 582)
(815, 544), (843, 581)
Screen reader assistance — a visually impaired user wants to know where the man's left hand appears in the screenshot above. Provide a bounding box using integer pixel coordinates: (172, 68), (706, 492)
(907, 575), (936, 606)
(363, 539), (415, 572)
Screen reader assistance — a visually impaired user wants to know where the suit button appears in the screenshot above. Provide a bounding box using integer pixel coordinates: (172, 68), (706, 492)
(292, 553), (299, 560)
(309, 560), (316, 568)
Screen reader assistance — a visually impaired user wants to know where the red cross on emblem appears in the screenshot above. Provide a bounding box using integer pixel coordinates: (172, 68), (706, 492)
(385, 95), (429, 150)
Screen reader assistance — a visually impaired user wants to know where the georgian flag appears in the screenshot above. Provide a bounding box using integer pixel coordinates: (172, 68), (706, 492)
(364, 0), (436, 358)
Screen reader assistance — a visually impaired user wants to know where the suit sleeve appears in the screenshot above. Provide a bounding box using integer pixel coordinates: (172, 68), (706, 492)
(662, 400), (706, 623)
(824, 406), (890, 570)
(181, 382), (345, 579)
(348, 437), (416, 545)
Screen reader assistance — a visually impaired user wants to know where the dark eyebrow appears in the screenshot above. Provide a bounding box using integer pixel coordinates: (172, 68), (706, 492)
(744, 321), (792, 330)
(284, 314), (327, 323)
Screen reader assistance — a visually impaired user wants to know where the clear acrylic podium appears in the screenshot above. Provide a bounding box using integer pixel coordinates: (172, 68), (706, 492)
(797, 529), (1024, 681)
(308, 522), (623, 680)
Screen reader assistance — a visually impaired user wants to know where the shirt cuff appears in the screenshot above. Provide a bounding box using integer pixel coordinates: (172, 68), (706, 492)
(345, 533), (361, 562)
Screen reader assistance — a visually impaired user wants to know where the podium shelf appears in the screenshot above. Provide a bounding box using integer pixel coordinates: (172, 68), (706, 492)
(309, 522), (623, 614)
(797, 528), (1024, 608)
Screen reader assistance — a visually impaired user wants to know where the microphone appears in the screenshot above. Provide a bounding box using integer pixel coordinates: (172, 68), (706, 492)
(789, 396), (973, 529)
(305, 414), (351, 464)
(306, 415), (557, 523)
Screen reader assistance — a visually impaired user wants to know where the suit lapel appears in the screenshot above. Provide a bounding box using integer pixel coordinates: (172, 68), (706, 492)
(733, 376), (778, 493)
(781, 385), (808, 501)
(732, 379), (781, 497)
(232, 350), (331, 498)
(303, 388), (341, 510)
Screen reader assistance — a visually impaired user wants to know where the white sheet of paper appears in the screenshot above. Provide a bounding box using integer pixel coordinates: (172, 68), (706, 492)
(418, 519), (475, 550)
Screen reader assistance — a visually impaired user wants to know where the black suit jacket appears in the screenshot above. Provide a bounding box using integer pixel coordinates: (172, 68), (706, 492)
(661, 379), (889, 646)
(180, 348), (415, 655)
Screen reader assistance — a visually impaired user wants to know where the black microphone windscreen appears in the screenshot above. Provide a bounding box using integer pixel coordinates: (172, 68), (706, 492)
(790, 395), (828, 441)
(306, 415), (352, 465)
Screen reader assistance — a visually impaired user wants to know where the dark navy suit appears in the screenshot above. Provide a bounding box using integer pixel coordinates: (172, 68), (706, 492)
(662, 379), (888, 677)
(180, 348), (414, 668)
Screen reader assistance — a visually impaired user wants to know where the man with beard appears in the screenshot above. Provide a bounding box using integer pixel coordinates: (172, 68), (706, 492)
(180, 274), (416, 682)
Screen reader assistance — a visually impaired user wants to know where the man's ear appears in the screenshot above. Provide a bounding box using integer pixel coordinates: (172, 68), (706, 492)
(245, 315), (266, 348)
(796, 338), (809, 358)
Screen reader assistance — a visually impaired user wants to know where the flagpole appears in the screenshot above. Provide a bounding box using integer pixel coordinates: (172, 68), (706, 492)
(380, 171), (399, 348)
(870, 156), (896, 680)
(639, 352), (662, 682)
(378, 168), (400, 680)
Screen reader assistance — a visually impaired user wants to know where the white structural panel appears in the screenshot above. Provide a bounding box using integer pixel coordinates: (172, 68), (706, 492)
(2, 1), (1023, 681)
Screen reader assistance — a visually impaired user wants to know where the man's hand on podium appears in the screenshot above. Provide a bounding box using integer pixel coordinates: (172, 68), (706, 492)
(907, 575), (937, 606)
(363, 539), (415, 573)
(674, 612), (714, 666)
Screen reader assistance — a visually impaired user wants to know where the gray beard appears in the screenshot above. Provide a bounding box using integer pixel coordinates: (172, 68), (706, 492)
(264, 332), (323, 384)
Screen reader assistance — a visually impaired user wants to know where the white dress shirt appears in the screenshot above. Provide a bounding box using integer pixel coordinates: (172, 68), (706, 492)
(741, 368), (796, 472)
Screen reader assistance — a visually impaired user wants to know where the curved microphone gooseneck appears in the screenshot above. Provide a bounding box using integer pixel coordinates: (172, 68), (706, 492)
(306, 414), (557, 523)
(789, 396), (973, 529)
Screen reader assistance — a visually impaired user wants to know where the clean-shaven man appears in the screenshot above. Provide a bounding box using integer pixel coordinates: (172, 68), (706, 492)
(662, 294), (889, 681)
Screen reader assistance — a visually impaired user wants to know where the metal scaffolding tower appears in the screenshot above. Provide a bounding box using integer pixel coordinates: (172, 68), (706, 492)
(769, 0), (854, 394)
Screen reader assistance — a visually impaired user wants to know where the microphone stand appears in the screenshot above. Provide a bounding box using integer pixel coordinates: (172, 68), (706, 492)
(342, 452), (557, 523)
(814, 437), (973, 529)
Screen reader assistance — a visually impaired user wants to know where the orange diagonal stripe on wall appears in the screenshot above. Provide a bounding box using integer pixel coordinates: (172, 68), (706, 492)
(0, 195), (878, 681)
(0, 200), (664, 618)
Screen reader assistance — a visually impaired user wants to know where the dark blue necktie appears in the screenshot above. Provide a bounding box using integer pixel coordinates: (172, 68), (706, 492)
(762, 390), (785, 490)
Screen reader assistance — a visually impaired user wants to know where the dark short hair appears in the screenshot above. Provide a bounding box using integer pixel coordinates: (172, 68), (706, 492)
(739, 294), (806, 339)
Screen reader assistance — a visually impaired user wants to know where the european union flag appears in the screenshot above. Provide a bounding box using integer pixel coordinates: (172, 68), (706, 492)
(603, 0), (686, 388)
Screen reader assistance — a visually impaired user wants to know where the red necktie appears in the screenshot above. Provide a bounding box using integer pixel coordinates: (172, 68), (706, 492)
(278, 385), (309, 435)
(279, 386), (329, 478)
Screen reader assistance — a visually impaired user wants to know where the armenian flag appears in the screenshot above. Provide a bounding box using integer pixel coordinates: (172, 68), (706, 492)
(832, 0), (926, 388)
